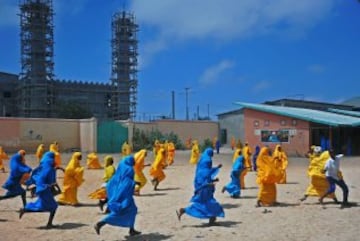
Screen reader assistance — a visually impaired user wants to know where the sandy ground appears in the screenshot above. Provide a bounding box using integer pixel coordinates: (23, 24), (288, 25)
(0, 148), (359, 241)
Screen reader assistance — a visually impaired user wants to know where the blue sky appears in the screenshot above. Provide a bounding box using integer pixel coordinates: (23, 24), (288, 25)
(1, 0), (360, 121)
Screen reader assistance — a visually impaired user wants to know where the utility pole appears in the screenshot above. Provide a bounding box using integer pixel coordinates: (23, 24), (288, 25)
(185, 87), (190, 120)
(171, 90), (175, 119)
(207, 104), (210, 119)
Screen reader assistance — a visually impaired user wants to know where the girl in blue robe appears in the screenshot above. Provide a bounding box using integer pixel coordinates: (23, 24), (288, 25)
(252, 145), (260, 171)
(177, 148), (224, 225)
(222, 151), (244, 198)
(19, 151), (58, 228)
(94, 156), (141, 237)
(0, 150), (32, 208)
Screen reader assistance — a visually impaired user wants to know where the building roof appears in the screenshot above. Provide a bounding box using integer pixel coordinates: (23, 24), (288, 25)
(216, 108), (244, 117)
(341, 96), (360, 108)
(234, 102), (360, 127)
(264, 98), (354, 111)
(328, 108), (360, 118)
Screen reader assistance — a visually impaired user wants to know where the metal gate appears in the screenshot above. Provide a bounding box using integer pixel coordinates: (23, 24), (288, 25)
(97, 121), (128, 153)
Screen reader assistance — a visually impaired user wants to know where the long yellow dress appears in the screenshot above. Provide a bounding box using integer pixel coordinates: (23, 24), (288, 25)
(304, 150), (336, 199)
(149, 148), (166, 187)
(134, 149), (148, 194)
(167, 142), (176, 166)
(86, 152), (102, 169)
(58, 152), (84, 206)
(189, 140), (200, 164)
(256, 147), (282, 206)
(0, 146), (9, 172)
(49, 143), (62, 169)
(272, 145), (288, 184)
(88, 155), (115, 200)
(240, 143), (252, 189)
(121, 141), (132, 156)
(153, 139), (161, 158)
(35, 144), (45, 163)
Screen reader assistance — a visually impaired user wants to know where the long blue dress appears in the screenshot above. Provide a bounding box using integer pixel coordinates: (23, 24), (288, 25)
(24, 151), (58, 212)
(184, 148), (225, 219)
(101, 156), (137, 228)
(252, 145), (260, 171)
(1, 152), (32, 198)
(224, 155), (244, 198)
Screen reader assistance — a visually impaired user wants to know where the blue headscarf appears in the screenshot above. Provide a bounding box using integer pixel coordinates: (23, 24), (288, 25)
(102, 156), (137, 227)
(2, 152), (32, 194)
(24, 151), (58, 212)
(106, 156), (135, 207)
(33, 151), (56, 193)
(193, 148), (219, 191)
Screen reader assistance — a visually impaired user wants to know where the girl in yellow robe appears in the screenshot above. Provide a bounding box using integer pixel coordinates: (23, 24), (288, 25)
(134, 149), (149, 195)
(300, 148), (338, 202)
(149, 148), (166, 190)
(153, 139), (161, 158)
(49, 142), (63, 171)
(189, 140), (200, 164)
(232, 139), (243, 162)
(167, 141), (176, 166)
(272, 145), (288, 184)
(86, 152), (102, 169)
(58, 152), (84, 206)
(256, 147), (282, 207)
(0, 146), (9, 173)
(88, 155), (116, 211)
(35, 144), (45, 163)
(121, 141), (132, 157)
(240, 143), (252, 189)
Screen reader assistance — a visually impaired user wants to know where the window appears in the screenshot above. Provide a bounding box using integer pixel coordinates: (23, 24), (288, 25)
(292, 119), (297, 126)
(3, 91), (11, 98)
(264, 120), (270, 127)
(254, 120), (259, 127)
(280, 120), (286, 126)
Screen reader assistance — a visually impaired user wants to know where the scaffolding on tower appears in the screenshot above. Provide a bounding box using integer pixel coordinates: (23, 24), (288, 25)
(17, 0), (55, 118)
(110, 11), (138, 120)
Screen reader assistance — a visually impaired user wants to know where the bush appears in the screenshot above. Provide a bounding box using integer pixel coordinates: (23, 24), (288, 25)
(132, 128), (185, 152)
(200, 138), (213, 152)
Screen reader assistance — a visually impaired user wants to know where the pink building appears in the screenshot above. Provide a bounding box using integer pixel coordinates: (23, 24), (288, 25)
(219, 101), (360, 156)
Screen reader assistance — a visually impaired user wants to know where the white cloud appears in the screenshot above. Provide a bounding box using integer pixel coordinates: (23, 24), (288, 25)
(54, 0), (91, 16)
(307, 64), (326, 74)
(130, 0), (337, 61)
(0, 0), (18, 27)
(199, 60), (235, 86)
(252, 80), (271, 93)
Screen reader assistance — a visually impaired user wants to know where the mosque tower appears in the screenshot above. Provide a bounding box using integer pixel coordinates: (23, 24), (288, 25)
(18, 0), (55, 117)
(110, 11), (138, 120)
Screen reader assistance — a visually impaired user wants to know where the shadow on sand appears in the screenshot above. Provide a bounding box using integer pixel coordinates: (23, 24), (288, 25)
(239, 195), (257, 199)
(222, 203), (241, 209)
(155, 187), (181, 191)
(137, 192), (167, 197)
(242, 186), (258, 190)
(123, 232), (173, 241)
(36, 222), (88, 230)
(183, 220), (241, 228)
(283, 182), (299, 185)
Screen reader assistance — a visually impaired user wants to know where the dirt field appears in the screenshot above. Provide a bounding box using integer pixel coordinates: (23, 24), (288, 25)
(0, 149), (359, 241)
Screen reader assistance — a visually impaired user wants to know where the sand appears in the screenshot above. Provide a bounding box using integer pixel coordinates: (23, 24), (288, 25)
(0, 149), (359, 241)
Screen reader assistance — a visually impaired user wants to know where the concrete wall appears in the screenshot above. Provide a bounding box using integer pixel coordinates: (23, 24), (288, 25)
(218, 113), (244, 146)
(129, 120), (219, 146)
(0, 117), (218, 153)
(0, 117), (97, 153)
(244, 109), (310, 156)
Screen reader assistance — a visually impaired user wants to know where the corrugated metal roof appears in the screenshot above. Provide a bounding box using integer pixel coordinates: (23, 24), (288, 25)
(234, 102), (360, 127)
(328, 108), (360, 117)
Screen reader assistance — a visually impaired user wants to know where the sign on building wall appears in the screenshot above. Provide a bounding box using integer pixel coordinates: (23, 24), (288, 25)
(261, 130), (289, 143)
